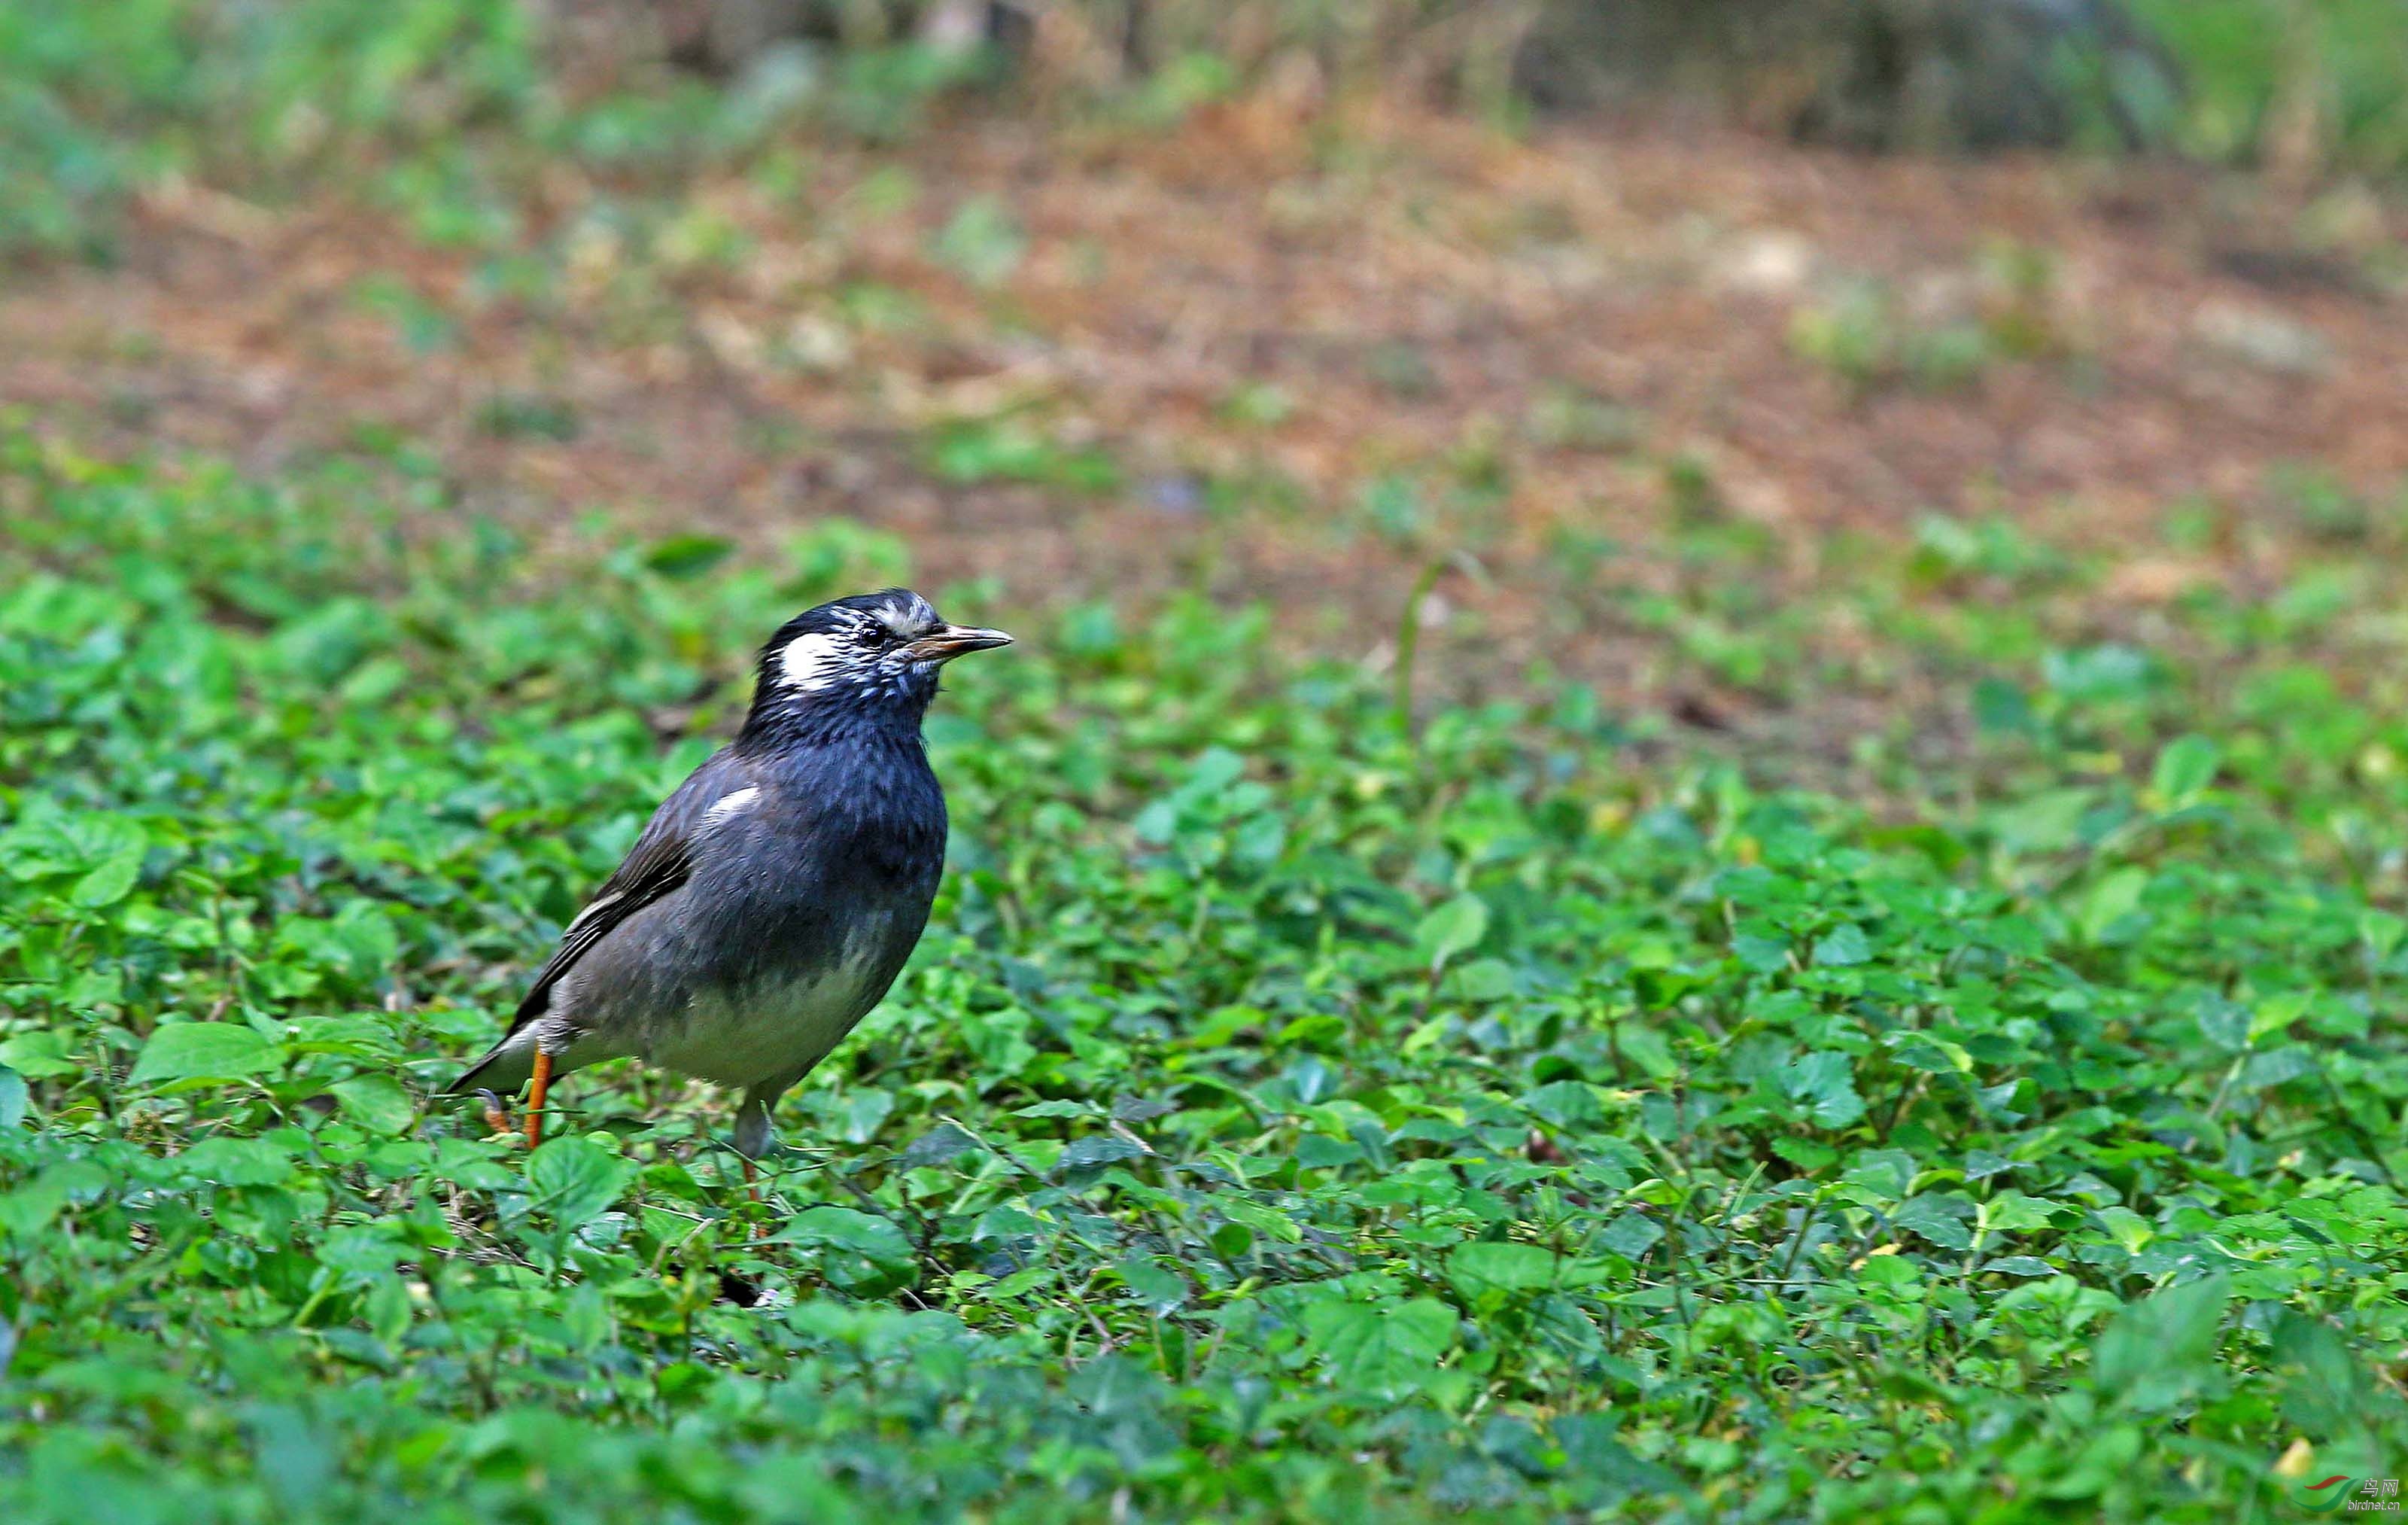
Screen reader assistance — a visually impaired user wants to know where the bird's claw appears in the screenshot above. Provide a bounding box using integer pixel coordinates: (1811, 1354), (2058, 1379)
(477, 1088), (512, 1137)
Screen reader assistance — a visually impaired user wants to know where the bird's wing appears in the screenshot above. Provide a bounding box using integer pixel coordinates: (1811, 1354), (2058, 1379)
(509, 747), (755, 1027)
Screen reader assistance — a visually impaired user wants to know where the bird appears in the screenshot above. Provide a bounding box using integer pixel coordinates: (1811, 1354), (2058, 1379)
(446, 588), (1011, 1174)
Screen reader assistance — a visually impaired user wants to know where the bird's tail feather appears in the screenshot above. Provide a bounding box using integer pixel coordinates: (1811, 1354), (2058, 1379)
(445, 1038), (537, 1097)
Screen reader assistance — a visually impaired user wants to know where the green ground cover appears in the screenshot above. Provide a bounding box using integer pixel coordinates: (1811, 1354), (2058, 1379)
(3, 434), (2406, 1520)
(5, 5), (2408, 1519)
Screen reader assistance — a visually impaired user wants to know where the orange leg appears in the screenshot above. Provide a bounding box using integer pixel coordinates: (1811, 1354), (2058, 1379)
(740, 1155), (766, 1237)
(524, 1049), (554, 1148)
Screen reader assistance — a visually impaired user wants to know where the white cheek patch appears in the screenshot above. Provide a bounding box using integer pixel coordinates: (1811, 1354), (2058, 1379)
(777, 632), (845, 691)
(701, 786), (760, 827)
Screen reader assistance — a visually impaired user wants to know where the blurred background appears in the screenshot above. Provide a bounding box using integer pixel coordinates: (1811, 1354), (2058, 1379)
(6, 0), (2406, 772)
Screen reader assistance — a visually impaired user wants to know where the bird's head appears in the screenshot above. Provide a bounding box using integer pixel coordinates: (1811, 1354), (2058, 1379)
(742, 588), (1011, 743)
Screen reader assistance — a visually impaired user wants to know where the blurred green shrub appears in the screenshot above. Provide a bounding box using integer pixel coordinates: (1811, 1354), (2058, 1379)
(4, 0), (2408, 263)
(2131, 0), (2408, 175)
(0, 0), (546, 256)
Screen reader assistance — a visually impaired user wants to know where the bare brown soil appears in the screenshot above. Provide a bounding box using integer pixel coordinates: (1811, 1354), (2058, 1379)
(6, 104), (2403, 717)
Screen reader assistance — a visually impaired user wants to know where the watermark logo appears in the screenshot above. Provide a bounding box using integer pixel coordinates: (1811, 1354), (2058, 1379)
(2300, 1476), (2402, 1514)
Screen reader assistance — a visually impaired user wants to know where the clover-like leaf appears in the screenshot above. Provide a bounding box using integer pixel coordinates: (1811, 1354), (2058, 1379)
(1778, 1051), (1865, 1129)
(330, 1076), (415, 1135)
(1414, 893), (1490, 973)
(1446, 1240), (1558, 1294)
(1300, 1297), (1456, 1395)
(131, 1024), (281, 1086)
(2150, 734), (2220, 803)
(524, 1137), (632, 1230)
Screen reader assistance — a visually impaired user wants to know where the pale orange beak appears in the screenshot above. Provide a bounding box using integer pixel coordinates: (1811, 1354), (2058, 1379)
(904, 625), (1014, 663)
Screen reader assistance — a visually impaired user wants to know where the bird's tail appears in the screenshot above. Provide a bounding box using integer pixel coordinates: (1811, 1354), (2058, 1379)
(445, 1036), (537, 1097)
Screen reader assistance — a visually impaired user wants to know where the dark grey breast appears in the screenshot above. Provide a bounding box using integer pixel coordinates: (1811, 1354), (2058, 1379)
(448, 724), (947, 1096)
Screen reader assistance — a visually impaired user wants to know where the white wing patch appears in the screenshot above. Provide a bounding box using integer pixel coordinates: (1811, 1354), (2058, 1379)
(561, 890), (623, 936)
(701, 786), (762, 827)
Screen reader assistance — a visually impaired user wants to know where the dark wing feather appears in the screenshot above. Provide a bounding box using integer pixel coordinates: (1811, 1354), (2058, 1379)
(511, 748), (752, 1026)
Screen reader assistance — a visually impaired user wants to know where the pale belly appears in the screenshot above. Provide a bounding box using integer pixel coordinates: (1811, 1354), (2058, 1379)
(643, 957), (885, 1088)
